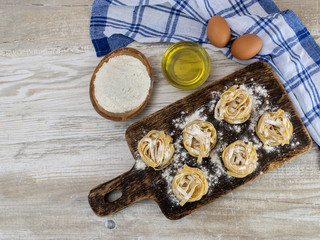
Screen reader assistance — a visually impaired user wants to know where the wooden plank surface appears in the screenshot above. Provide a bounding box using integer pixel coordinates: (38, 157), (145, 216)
(0, 0), (320, 239)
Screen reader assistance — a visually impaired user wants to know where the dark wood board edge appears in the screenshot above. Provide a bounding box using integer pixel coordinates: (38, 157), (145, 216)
(88, 167), (160, 217)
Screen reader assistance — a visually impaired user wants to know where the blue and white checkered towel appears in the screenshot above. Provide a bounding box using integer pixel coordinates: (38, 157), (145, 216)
(90, 0), (320, 146)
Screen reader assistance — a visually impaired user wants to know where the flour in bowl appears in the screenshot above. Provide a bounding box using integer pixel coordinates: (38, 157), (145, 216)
(94, 55), (151, 113)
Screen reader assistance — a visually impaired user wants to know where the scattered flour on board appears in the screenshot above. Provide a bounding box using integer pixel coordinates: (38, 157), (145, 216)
(209, 150), (224, 174)
(161, 135), (187, 206)
(241, 136), (249, 143)
(135, 158), (146, 170)
(290, 141), (300, 147)
(252, 135), (263, 150)
(200, 165), (221, 195)
(208, 91), (220, 112)
(226, 124), (241, 133)
(239, 83), (272, 133)
(263, 145), (279, 153)
(173, 107), (207, 130)
(148, 78), (298, 206)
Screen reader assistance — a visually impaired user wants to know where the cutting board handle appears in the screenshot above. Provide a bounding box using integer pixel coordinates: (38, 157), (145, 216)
(88, 168), (153, 216)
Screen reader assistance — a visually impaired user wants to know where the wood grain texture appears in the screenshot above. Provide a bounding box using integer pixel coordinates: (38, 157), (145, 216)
(0, 0), (320, 239)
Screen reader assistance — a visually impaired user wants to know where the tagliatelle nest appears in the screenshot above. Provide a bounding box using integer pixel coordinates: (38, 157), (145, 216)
(222, 140), (258, 178)
(256, 109), (293, 146)
(215, 85), (252, 124)
(182, 120), (217, 163)
(172, 164), (208, 206)
(138, 130), (175, 170)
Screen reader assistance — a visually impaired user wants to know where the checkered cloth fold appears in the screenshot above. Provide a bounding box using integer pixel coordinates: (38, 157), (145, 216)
(90, 0), (320, 146)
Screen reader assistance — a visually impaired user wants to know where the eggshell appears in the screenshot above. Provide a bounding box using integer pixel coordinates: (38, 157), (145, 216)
(231, 34), (262, 60)
(207, 16), (231, 48)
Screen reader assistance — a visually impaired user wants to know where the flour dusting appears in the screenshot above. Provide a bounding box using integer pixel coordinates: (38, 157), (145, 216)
(151, 78), (297, 206)
(135, 159), (146, 170)
(173, 107), (207, 129)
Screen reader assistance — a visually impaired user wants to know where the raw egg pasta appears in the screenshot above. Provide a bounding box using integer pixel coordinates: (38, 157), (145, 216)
(182, 120), (217, 163)
(215, 85), (252, 124)
(222, 140), (258, 178)
(256, 109), (293, 146)
(138, 130), (174, 170)
(172, 164), (208, 206)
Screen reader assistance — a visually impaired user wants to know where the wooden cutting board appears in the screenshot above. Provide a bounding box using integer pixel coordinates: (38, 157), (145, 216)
(88, 61), (312, 220)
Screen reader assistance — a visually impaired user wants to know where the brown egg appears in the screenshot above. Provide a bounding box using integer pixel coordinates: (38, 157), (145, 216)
(207, 16), (231, 48)
(231, 34), (262, 60)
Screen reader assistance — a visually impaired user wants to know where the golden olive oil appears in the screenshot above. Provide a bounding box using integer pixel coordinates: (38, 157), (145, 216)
(162, 42), (210, 90)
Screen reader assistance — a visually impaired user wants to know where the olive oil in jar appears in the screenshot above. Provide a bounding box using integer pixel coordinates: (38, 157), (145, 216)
(162, 42), (210, 90)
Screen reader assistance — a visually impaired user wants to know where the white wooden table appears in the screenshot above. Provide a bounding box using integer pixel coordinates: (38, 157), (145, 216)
(1, 1), (319, 239)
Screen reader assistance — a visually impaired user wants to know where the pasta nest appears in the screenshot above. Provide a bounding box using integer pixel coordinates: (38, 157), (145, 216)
(182, 120), (217, 163)
(256, 109), (293, 146)
(172, 164), (208, 206)
(215, 85), (252, 124)
(138, 130), (174, 170)
(222, 140), (258, 178)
